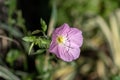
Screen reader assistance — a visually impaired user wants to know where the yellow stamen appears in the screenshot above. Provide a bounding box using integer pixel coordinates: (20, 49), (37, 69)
(57, 36), (65, 44)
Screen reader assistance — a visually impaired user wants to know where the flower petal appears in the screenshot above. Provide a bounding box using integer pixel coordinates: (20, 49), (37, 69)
(49, 41), (60, 57)
(57, 46), (80, 62)
(53, 23), (70, 35)
(67, 28), (83, 47)
(68, 47), (80, 60)
(58, 46), (73, 62)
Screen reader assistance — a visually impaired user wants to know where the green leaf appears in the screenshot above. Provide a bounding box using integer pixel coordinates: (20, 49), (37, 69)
(35, 37), (50, 48)
(40, 18), (47, 32)
(22, 36), (36, 42)
(32, 30), (41, 34)
(0, 65), (20, 80)
(6, 49), (21, 66)
(34, 49), (45, 54)
(30, 49), (45, 55)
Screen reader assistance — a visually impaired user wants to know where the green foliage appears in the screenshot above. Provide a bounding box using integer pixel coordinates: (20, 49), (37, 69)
(6, 49), (27, 70)
(23, 36), (50, 55)
(22, 18), (50, 55)
(35, 55), (52, 80)
(6, 49), (21, 66)
(95, 10), (120, 68)
(112, 75), (120, 80)
(32, 30), (41, 35)
(16, 10), (27, 34)
(33, 49), (45, 55)
(6, 0), (16, 16)
(55, 0), (119, 25)
(22, 36), (36, 42)
(0, 65), (20, 80)
(41, 18), (47, 32)
(16, 10), (25, 27)
(22, 19), (50, 55)
(23, 36), (50, 48)
(5, 0), (17, 25)
(48, 0), (57, 36)
(1, 0), (120, 80)
(0, 23), (23, 37)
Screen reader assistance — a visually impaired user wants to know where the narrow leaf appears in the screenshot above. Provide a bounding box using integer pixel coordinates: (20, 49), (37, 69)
(32, 30), (41, 34)
(0, 65), (20, 80)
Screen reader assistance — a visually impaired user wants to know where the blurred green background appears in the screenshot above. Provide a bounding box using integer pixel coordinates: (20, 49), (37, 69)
(0, 0), (120, 80)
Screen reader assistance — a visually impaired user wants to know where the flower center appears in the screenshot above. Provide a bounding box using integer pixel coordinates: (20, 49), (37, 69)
(57, 35), (66, 44)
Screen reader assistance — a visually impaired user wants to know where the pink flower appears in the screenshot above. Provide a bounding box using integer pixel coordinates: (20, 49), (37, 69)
(49, 23), (83, 62)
